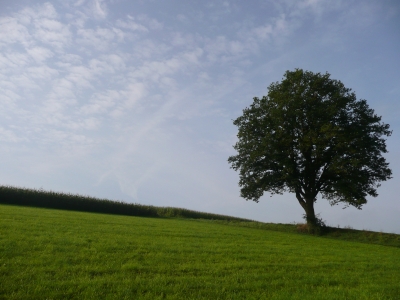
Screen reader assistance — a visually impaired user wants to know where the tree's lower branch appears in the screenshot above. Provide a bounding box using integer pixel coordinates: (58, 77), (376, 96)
(295, 188), (306, 210)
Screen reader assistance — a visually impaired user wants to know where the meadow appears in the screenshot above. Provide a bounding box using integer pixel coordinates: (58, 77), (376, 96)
(1, 201), (400, 299)
(0, 185), (251, 221)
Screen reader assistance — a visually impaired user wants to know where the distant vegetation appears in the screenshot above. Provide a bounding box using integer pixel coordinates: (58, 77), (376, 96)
(0, 185), (251, 222)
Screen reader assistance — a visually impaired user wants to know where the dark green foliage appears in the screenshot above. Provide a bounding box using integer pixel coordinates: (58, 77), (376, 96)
(228, 69), (392, 228)
(0, 185), (251, 222)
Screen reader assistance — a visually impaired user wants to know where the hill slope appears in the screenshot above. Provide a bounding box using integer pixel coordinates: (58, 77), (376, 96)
(1, 185), (399, 248)
(1, 204), (400, 299)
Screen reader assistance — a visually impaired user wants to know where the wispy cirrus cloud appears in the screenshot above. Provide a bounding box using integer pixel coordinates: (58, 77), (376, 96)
(26, 46), (54, 62)
(0, 16), (31, 47)
(76, 27), (124, 51)
(93, 0), (108, 19)
(33, 18), (72, 50)
(0, 0), (317, 159)
(116, 18), (148, 32)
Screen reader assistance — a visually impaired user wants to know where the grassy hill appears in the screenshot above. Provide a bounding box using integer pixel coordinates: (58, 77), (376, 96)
(1, 186), (400, 299)
(0, 185), (252, 221)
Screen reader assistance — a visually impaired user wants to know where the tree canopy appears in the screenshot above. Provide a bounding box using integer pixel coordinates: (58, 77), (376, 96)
(228, 69), (392, 229)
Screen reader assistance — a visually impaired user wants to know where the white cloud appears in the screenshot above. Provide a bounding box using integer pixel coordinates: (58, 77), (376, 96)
(80, 90), (120, 115)
(0, 3), (71, 52)
(103, 54), (126, 70)
(203, 35), (253, 65)
(26, 47), (54, 63)
(18, 2), (58, 21)
(297, 0), (325, 11)
(27, 66), (59, 80)
(9, 74), (41, 92)
(122, 82), (147, 109)
(287, 0), (345, 21)
(128, 58), (182, 83)
(65, 117), (100, 130)
(137, 15), (163, 30)
(76, 27), (118, 51)
(74, 0), (87, 6)
(93, 0), (107, 19)
(130, 39), (171, 60)
(0, 96), (18, 116)
(170, 32), (196, 47)
(65, 10), (88, 29)
(47, 78), (76, 103)
(32, 18), (72, 50)
(176, 14), (188, 23)
(0, 127), (23, 143)
(2, 0), (292, 154)
(247, 14), (289, 44)
(60, 53), (82, 65)
(40, 129), (94, 152)
(65, 65), (95, 89)
(0, 53), (30, 70)
(0, 17), (32, 48)
(89, 58), (115, 74)
(116, 19), (148, 32)
(111, 27), (125, 42)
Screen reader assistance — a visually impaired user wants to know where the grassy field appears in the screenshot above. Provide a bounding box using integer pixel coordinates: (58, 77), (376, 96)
(1, 185), (399, 248)
(1, 204), (400, 299)
(0, 185), (252, 221)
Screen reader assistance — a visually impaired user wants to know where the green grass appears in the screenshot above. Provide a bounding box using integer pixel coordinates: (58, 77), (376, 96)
(205, 219), (400, 248)
(2, 185), (399, 248)
(0, 185), (252, 221)
(1, 204), (400, 299)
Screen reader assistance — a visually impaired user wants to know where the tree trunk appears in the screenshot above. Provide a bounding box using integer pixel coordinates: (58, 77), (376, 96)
(296, 189), (320, 233)
(304, 199), (317, 229)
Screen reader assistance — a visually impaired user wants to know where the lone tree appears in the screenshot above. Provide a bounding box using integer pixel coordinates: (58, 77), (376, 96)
(228, 69), (392, 229)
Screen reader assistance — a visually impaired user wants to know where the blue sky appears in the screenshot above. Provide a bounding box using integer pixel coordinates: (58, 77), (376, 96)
(0, 0), (399, 233)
